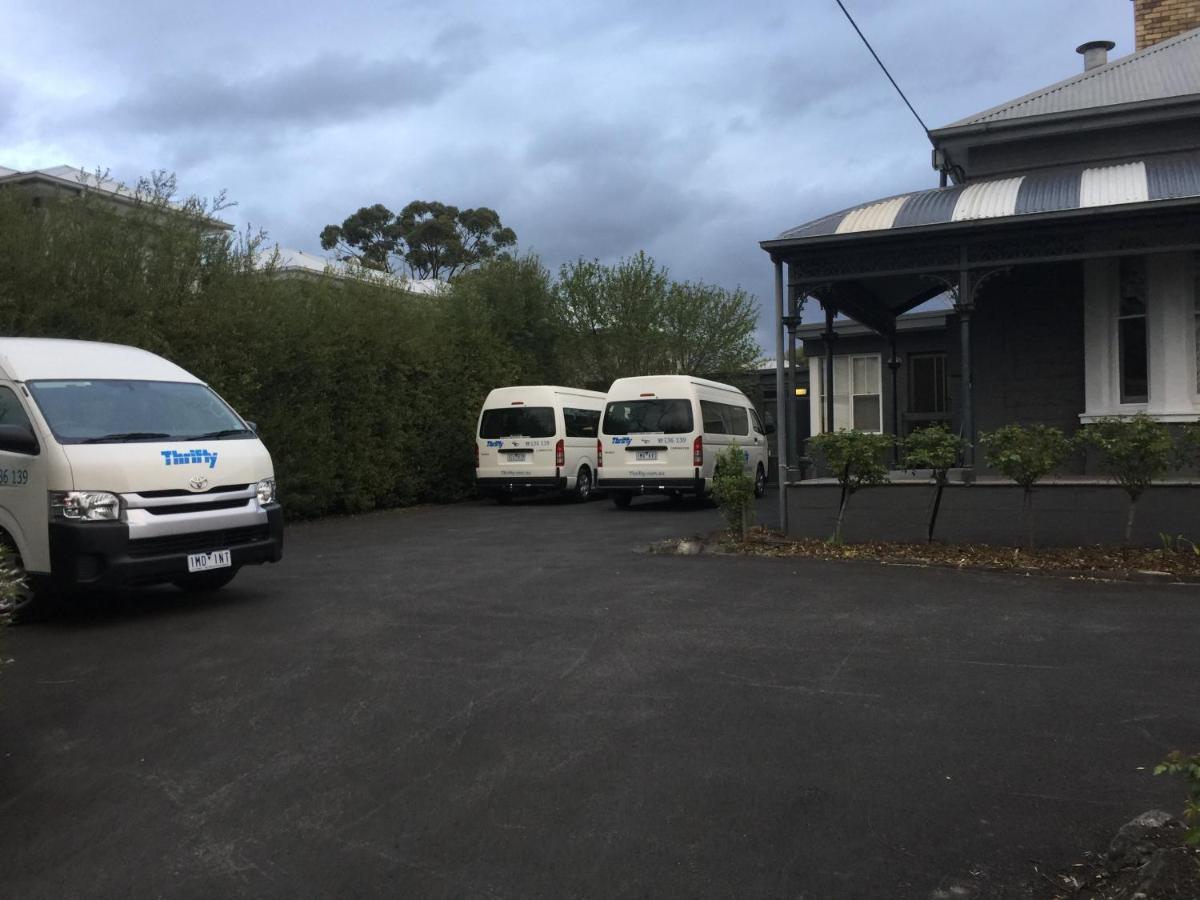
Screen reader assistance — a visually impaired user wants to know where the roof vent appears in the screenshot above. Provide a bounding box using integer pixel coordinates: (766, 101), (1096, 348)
(1076, 40), (1116, 71)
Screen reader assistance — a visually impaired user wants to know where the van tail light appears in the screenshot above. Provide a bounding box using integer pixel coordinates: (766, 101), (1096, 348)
(555, 438), (565, 467)
(693, 435), (703, 466)
(474, 443), (479, 469)
(597, 439), (603, 468)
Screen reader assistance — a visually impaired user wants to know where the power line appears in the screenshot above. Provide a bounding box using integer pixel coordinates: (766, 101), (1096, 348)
(833, 0), (932, 141)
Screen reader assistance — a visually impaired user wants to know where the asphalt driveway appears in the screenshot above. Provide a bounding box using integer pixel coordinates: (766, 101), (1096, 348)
(2, 495), (1199, 898)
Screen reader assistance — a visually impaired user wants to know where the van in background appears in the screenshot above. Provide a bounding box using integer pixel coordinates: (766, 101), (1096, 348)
(475, 386), (605, 503)
(0, 338), (283, 621)
(598, 375), (768, 508)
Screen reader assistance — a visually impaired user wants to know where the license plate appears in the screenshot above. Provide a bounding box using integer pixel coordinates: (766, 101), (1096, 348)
(506, 452), (528, 463)
(187, 550), (231, 573)
(635, 450), (658, 461)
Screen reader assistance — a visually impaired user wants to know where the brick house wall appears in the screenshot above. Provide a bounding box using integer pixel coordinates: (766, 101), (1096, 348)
(1133, 0), (1200, 50)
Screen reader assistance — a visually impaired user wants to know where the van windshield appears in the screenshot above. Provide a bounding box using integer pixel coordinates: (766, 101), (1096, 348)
(479, 407), (556, 438)
(26, 380), (253, 444)
(603, 399), (693, 435)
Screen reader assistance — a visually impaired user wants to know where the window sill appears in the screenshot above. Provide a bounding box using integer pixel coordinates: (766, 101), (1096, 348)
(1080, 409), (1200, 423)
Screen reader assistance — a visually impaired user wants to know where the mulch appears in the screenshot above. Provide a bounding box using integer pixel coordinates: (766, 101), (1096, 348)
(668, 528), (1200, 584)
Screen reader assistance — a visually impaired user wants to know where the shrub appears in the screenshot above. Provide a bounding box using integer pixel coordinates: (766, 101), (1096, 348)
(1077, 413), (1175, 543)
(901, 423), (967, 542)
(809, 430), (894, 543)
(712, 444), (756, 541)
(979, 424), (1072, 547)
(1154, 750), (1200, 845)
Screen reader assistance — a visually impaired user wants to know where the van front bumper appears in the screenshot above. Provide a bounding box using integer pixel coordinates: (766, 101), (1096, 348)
(47, 503), (284, 590)
(599, 476), (707, 494)
(476, 475), (567, 496)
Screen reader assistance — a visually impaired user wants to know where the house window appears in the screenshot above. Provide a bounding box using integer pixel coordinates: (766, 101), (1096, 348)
(812, 354), (882, 433)
(908, 353), (947, 414)
(1118, 256), (1148, 404)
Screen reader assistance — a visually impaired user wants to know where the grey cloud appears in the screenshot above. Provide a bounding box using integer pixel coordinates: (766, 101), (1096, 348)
(106, 52), (465, 133)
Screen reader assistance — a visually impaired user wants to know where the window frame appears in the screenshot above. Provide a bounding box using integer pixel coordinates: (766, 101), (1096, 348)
(810, 353), (883, 434)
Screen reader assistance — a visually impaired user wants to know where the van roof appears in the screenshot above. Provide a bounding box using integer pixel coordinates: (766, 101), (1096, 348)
(606, 374), (747, 396)
(0, 338), (201, 383)
(484, 385), (606, 402)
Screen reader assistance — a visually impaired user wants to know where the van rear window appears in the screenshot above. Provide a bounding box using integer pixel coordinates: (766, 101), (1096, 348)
(602, 400), (693, 435)
(479, 407), (556, 438)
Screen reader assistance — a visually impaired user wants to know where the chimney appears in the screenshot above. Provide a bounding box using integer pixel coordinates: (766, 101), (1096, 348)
(1131, 0), (1200, 51)
(1076, 40), (1116, 70)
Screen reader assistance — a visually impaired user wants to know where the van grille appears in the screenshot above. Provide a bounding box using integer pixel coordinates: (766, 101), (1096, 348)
(128, 526), (270, 558)
(145, 498), (250, 516)
(136, 484), (249, 499)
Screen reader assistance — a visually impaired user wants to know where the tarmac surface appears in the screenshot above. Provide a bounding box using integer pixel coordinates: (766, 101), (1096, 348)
(2, 494), (1199, 898)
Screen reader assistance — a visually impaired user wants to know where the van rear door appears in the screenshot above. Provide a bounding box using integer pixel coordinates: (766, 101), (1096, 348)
(601, 397), (695, 479)
(477, 404), (558, 477)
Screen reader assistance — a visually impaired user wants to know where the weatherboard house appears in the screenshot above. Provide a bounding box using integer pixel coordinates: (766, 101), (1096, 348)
(761, 1), (1200, 545)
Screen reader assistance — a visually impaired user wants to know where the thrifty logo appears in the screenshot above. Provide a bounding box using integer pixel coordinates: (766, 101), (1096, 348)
(486, 440), (504, 448)
(161, 449), (219, 469)
(612, 437), (632, 445)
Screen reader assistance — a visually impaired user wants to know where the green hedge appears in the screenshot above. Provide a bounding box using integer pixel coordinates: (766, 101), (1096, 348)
(0, 184), (556, 518)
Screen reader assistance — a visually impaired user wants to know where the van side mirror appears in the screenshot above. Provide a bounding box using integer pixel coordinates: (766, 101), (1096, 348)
(764, 420), (777, 435)
(0, 424), (39, 455)
(244, 421), (258, 434)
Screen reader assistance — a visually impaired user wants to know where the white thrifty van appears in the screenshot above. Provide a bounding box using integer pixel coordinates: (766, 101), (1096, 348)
(598, 375), (769, 507)
(0, 338), (283, 619)
(475, 386), (605, 503)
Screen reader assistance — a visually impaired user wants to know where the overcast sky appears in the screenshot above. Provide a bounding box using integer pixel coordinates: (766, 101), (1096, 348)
(1, 0), (1135, 350)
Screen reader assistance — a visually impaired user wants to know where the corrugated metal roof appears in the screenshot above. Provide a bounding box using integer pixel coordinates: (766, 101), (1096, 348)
(939, 26), (1200, 129)
(774, 151), (1200, 243)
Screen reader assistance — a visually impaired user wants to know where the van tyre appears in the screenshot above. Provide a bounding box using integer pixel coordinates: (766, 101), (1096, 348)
(573, 466), (593, 502)
(495, 493), (513, 505)
(173, 567), (240, 593)
(754, 464), (767, 498)
(611, 492), (633, 509)
(1, 540), (57, 625)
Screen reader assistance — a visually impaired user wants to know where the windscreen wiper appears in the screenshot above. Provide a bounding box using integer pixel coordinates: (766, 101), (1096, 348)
(80, 432), (172, 443)
(183, 428), (252, 440)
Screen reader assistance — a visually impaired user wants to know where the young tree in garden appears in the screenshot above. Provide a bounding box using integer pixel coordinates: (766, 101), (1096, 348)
(808, 430), (894, 543)
(979, 424), (1073, 548)
(712, 444), (756, 541)
(320, 201), (516, 279)
(902, 423), (967, 543)
(1078, 413), (1175, 543)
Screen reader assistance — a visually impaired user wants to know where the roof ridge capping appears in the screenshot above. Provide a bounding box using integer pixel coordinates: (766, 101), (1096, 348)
(934, 25), (1200, 131)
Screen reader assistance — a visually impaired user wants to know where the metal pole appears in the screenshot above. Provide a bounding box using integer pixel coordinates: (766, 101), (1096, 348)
(957, 262), (975, 467)
(773, 258), (788, 533)
(889, 338), (900, 465)
(786, 288), (798, 471)
(824, 303), (836, 434)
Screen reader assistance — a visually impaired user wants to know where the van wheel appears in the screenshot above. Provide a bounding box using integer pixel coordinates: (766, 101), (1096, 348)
(173, 567), (240, 593)
(1, 541), (55, 624)
(754, 464), (767, 498)
(495, 493), (513, 505)
(611, 492), (633, 509)
(573, 466), (593, 502)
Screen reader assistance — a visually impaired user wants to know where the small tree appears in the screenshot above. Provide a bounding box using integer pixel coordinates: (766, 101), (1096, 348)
(979, 424), (1072, 548)
(1077, 413), (1174, 543)
(809, 430), (894, 543)
(902, 423), (967, 543)
(1154, 750), (1200, 845)
(712, 444), (755, 541)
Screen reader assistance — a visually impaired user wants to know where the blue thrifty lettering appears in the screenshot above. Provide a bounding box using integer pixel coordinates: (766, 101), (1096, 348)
(160, 449), (219, 469)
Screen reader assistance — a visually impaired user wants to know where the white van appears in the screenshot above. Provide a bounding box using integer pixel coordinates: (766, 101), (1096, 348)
(0, 338), (283, 620)
(598, 375), (769, 507)
(475, 385), (606, 503)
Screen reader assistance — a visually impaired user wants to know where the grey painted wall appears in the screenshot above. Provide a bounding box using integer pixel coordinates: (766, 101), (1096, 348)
(786, 482), (1200, 547)
(970, 262), (1087, 471)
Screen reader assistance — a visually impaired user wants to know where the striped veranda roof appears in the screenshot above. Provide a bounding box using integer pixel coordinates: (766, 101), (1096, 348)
(776, 151), (1200, 243)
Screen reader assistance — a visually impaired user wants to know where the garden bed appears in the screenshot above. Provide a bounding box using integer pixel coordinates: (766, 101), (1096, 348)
(654, 528), (1200, 583)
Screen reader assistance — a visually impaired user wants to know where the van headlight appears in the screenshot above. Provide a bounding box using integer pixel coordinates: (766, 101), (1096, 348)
(255, 478), (276, 504)
(50, 491), (121, 522)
